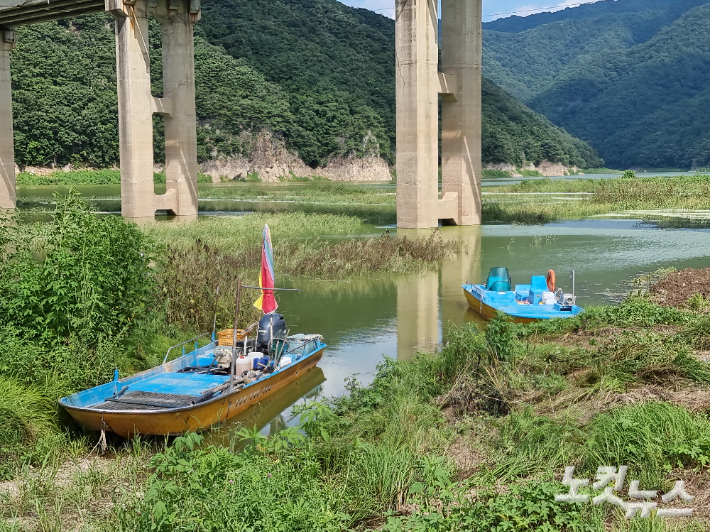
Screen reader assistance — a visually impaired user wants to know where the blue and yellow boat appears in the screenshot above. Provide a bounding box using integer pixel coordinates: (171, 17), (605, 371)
(60, 318), (326, 438)
(60, 224), (326, 438)
(463, 267), (583, 324)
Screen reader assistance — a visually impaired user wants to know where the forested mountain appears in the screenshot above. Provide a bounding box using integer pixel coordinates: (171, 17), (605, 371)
(10, 0), (602, 170)
(13, 14), (389, 168)
(483, 0), (710, 168)
(483, 0), (705, 34)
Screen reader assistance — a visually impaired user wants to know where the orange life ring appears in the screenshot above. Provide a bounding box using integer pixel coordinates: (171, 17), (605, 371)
(546, 269), (556, 292)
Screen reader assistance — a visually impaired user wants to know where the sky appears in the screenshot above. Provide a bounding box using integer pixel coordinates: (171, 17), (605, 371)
(339, 0), (603, 22)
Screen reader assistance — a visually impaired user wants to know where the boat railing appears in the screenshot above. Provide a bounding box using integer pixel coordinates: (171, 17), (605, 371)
(163, 332), (213, 364)
(286, 336), (322, 358)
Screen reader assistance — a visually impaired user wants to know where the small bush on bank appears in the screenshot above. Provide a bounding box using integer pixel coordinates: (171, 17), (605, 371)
(0, 189), (157, 345)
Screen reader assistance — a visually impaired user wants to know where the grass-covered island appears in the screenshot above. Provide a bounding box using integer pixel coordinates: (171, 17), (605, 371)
(18, 171), (710, 228)
(1, 186), (710, 531)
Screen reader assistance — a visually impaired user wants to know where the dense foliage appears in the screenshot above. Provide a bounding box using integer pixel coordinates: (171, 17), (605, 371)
(0, 190), (156, 344)
(482, 79), (601, 167)
(484, 0), (710, 168)
(10, 0), (602, 170)
(11, 14), (391, 168)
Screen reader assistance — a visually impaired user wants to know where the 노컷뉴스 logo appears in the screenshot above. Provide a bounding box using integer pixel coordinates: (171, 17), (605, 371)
(555, 466), (694, 518)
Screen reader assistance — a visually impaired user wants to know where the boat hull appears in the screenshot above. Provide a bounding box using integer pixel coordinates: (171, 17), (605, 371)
(463, 285), (583, 324)
(464, 289), (542, 324)
(62, 348), (324, 438)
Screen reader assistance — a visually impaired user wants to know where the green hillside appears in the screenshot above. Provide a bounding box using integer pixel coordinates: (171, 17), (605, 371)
(483, 0), (710, 168)
(483, 0), (704, 34)
(196, 0), (600, 167)
(9, 0), (602, 171)
(12, 14), (389, 168)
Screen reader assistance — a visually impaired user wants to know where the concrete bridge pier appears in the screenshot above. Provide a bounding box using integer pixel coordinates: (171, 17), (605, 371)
(395, 0), (439, 229)
(109, 0), (199, 219)
(441, 0), (482, 226)
(395, 0), (482, 228)
(158, 4), (199, 217)
(0, 28), (15, 210)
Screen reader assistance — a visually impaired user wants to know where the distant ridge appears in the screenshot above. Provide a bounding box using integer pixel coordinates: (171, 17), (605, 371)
(483, 0), (701, 33)
(483, 0), (710, 168)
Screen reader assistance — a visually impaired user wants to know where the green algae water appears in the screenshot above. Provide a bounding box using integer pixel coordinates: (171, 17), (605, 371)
(16, 185), (710, 441)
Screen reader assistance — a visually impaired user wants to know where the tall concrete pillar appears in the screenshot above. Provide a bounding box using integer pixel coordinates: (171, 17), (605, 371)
(395, 0), (439, 229)
(157, 0), (199, 216)
(0, 28), (15, 210)
(108, 0), (200, 219)
(111, 0), (156, 218)
(441, 0), (483, 225)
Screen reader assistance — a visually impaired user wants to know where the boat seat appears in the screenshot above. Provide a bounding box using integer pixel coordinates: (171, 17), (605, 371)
(515, 285), (531, 300)
(530, 276), (548, 292)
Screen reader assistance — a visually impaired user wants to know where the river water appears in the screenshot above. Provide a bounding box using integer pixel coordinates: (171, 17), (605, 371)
(16, 183), (710, 440)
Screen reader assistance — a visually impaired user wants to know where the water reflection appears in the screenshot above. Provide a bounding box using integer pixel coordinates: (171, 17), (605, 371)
(204, 367), (326, 446)
(396, 227), (483, 359)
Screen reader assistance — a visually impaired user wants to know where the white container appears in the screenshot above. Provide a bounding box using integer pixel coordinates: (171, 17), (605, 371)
(235, 356), (252, 375)
(278, 356), (292, 368)
(541, 291), (556, 305)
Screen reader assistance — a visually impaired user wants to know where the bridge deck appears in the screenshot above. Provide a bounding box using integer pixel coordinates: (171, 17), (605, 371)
(0, 0), (105, 27)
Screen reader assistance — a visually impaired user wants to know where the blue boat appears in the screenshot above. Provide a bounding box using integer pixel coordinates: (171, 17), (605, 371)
(59, 313), (326, 438)
(463, 267), (584, 323)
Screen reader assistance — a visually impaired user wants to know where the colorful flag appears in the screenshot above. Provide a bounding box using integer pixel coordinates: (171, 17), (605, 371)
(254, 225), (278, 314)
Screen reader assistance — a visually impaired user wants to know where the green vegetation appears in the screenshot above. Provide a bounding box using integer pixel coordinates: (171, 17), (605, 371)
(482, 169), (512, 178)
(16, 169), (213, 185)
(12, 14), (390, 169)
(482, 78), (601, 168)
(482, 173), (710, 224)
(484, 0), (710, 169)
(3, 282), (710, 530)
(11, 1), (602, 173)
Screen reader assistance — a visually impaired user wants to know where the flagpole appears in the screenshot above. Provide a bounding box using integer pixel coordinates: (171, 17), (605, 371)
(230, 280), (242, 391)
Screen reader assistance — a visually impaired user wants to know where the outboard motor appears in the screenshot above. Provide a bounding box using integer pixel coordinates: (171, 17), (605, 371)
(257, 313), (287, 354)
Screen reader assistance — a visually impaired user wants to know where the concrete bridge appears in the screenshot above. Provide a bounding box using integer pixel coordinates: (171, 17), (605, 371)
(0, 0), (482, 226)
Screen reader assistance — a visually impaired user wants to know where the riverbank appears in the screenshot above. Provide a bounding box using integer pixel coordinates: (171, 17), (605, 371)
(15, 172), (710, 227)
(2, 275), (709, 531)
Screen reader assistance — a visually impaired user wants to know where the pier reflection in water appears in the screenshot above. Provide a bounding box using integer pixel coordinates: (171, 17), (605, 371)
(396, 227), (482, 360)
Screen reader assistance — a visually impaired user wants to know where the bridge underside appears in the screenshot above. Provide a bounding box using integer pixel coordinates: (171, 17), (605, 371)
(0, 0), (200, 219)
(0, 0), (104, 27)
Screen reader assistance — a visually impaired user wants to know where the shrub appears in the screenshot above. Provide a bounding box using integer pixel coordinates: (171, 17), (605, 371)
(0, 189), (157, 345)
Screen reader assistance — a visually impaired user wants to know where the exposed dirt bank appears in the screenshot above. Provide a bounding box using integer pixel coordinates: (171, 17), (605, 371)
(484, 161), (583, 177)
(199, 131), (392, 182)
(651, 267), (710, 307)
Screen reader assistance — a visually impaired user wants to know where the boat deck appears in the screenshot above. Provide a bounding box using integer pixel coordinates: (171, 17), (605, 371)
(95, 391), (200, 411)
(127, 372), (227, 396)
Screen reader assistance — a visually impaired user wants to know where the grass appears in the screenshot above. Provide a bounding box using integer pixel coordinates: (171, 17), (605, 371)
(482, 169), (512, 178)
(17, 169), (212, 186)
(147, 214), (461, 289)
(143, 212), (367, 249)
(3, 296), (710, 530)
(22, 169), (710, 226)
(481, 174), (710, 223)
